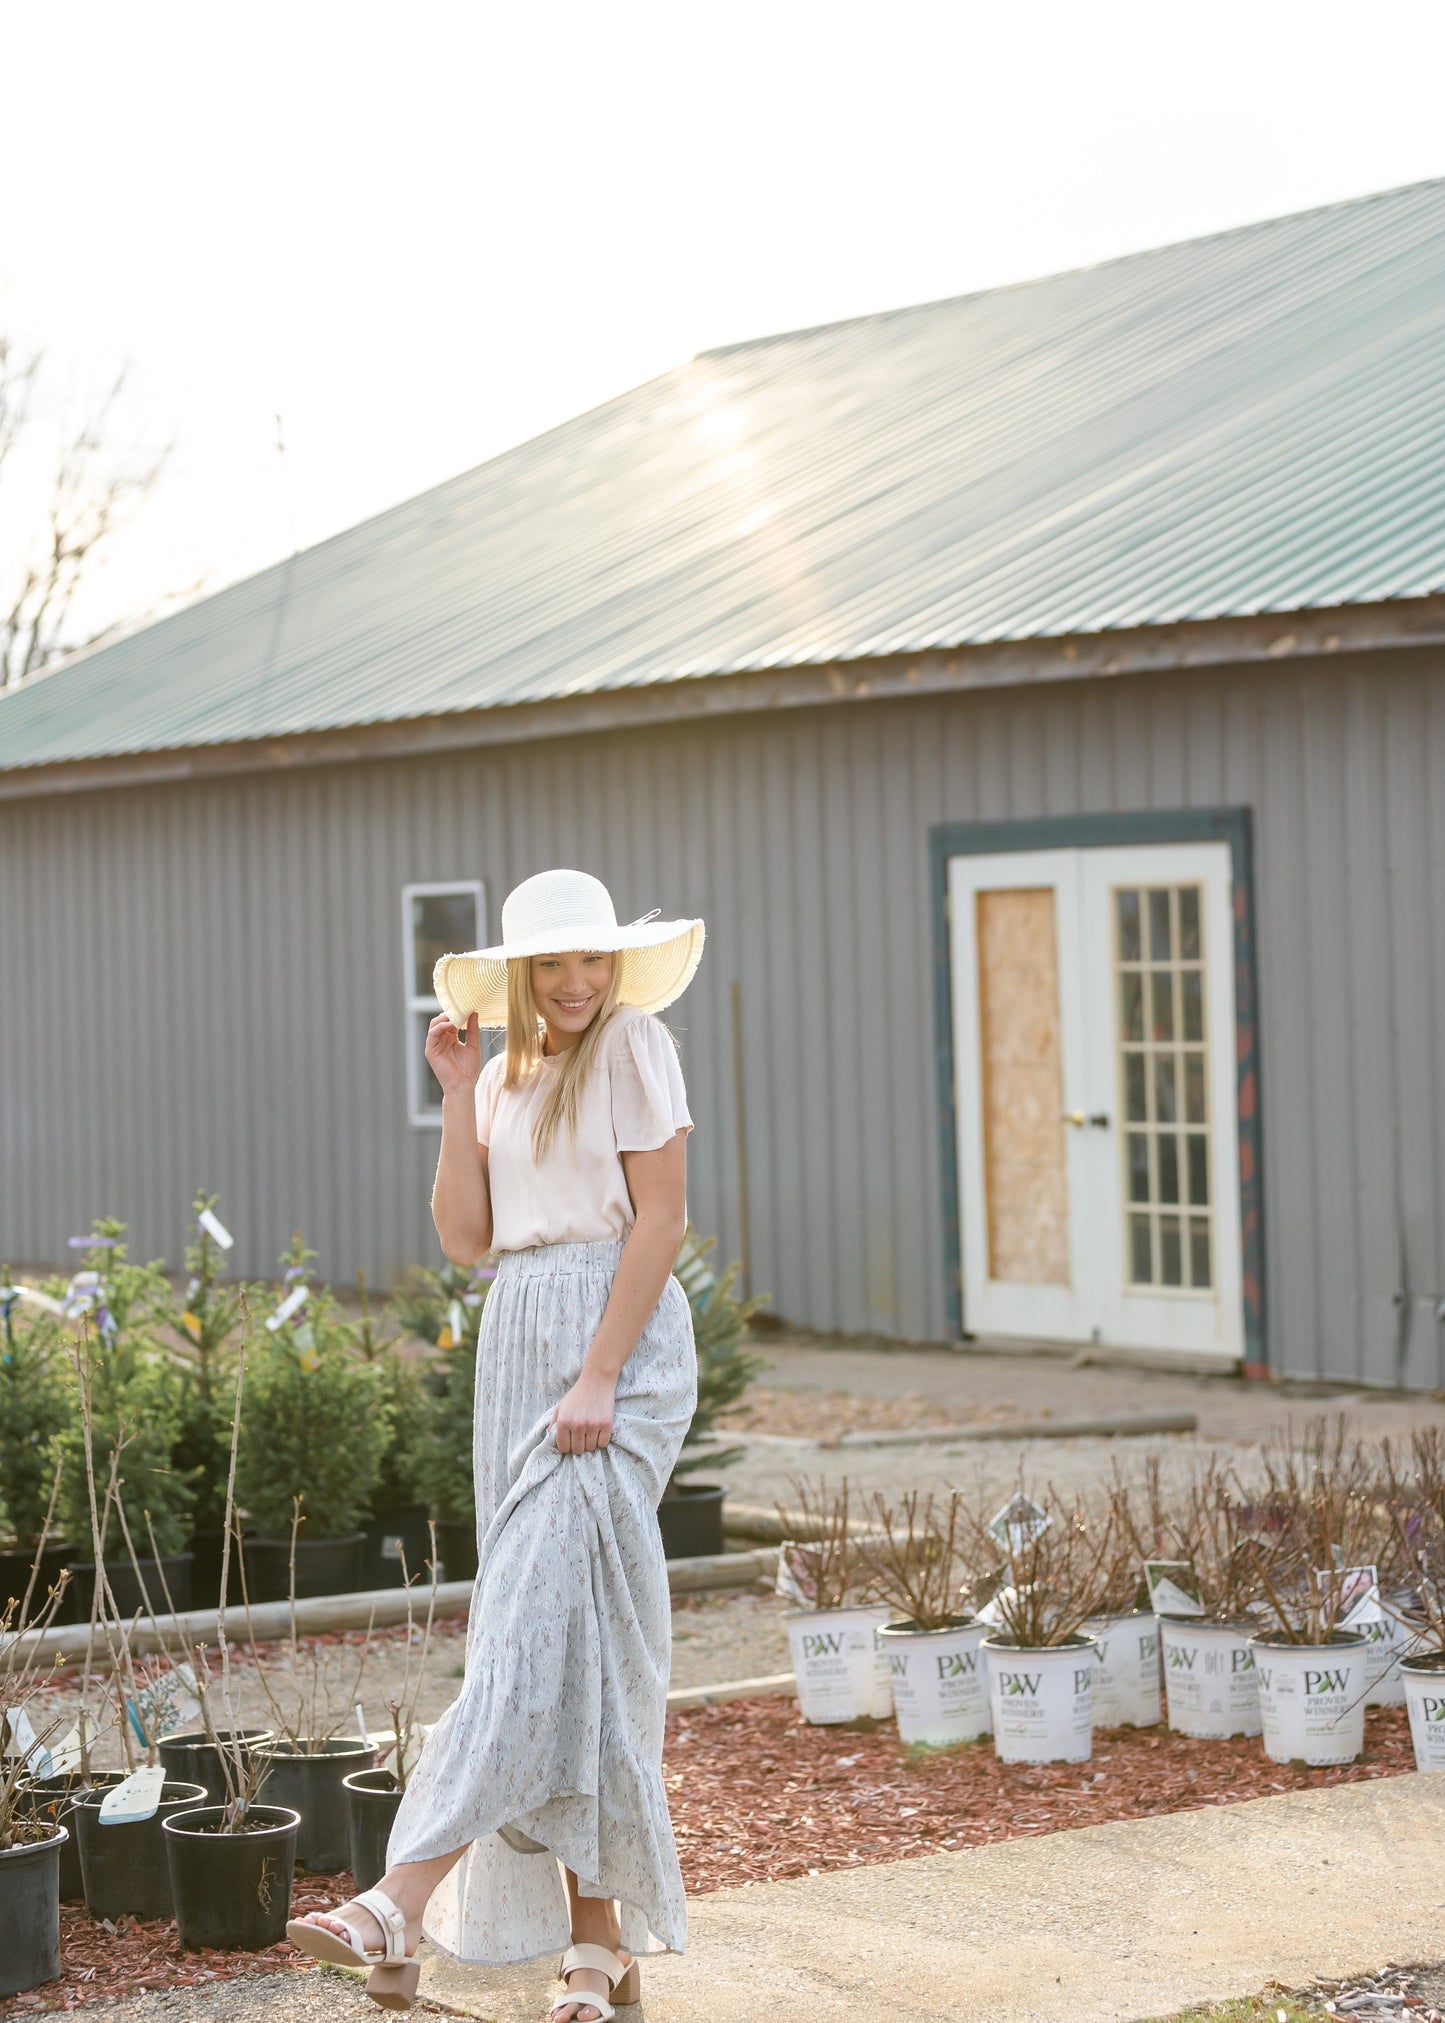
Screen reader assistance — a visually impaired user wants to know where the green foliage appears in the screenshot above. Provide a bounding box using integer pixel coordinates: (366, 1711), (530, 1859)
(671, 1228), (767, 1483)
(234, 1235), (392, 1539)
(168, 1193), (242, 1535)
(0, 1280), (76, 1548)
(52, 1221), (193, 1560)
(351, 1270), (429, 1515)
(393, 1261), (493, 1526)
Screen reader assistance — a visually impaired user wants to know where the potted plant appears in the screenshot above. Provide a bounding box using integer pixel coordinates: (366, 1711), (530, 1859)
(661, 1228), (765, 1560)
(969, 1485), (1114, 1765)
(1145, 1459), (1268, 1741)
(1375, 1430), (1445, 1770)
(1246, 1420), (1386, 1767)
(352, 1272), (433, 1592)
(161, 1311), (302, 1952)
(398, 1260), (491, 1580)
(1, 1512), (77, 1998)
(235, 1235), (392, 1600)
(345, 1532), (441, 1889)
(775, 1476), (893, 1726)
(1081, 1469), (1165, 1730)
(865, 1489), (990, 1748)
(170, 1195), (244, 1608)
(52, 1222), (195, 1618)
(0, 1277), (77, 1617)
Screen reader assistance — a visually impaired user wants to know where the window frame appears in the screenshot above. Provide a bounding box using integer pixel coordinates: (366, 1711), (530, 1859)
(402, 879), (486, 1129)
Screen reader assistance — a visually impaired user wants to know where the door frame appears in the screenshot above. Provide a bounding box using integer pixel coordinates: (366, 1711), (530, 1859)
(929, 808), (1266, 1373)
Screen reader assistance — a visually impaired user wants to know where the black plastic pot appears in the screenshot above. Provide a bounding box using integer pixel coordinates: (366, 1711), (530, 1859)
(0, 1823), (67, 1997)
(65, 1550), (194, 1623)
(434, 1516), (478, 1582)
(658, 1481), (725, 1560)
(0, 1542), (77, 1626)
(361, 1503), (434, 1590)
(343, 1767), (402, 1890)
(75, 1778), (208, 1920)
(158, 1727), (273, 1805)
(254, 1737), (376, 1870)
(186, 1527), (251, 1609)
(163, 1802), (299, 1951)
(244, 1531), (366, 1602)
(18, 1771), (122, 1903)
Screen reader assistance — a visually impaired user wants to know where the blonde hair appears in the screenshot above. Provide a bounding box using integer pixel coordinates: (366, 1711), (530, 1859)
(503, 951), (625, 1160)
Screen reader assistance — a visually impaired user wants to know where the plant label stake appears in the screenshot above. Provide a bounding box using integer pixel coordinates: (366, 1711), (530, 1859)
(355, 1704), (370, 1748)
(99, 1763), (166, 1824)
(28, 1723), (83, 1781)
(126, 1663), (201, 1745)
(198, 1207), (234, 1249)
(1144, 1560), (1205, 1617)
(986, 1494), (1051, 1554)
(267, 1285), (309, 1331)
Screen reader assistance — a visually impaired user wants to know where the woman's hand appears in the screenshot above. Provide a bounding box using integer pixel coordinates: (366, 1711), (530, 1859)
(551, 1365), (618, 1454)
(425, 1010), (483, 1098)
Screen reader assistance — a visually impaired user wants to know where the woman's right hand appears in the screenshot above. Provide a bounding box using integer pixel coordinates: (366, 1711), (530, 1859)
(425, 1010), (484, 1097)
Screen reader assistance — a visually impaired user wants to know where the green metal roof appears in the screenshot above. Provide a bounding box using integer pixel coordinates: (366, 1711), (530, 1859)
(5, 177), (1445, 775)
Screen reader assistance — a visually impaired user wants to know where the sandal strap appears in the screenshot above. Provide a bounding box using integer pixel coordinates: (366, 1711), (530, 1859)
(353, 1888), (408, 1964)
(558, 1944), (627, 1989)
(550, 1993), (616, 2023)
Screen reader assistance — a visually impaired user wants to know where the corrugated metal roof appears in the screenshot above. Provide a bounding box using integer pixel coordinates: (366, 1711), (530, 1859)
(5, 177), (1445, 774)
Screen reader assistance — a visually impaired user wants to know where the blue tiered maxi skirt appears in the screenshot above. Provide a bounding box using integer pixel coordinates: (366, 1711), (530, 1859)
(386, 1239), (696, 1965)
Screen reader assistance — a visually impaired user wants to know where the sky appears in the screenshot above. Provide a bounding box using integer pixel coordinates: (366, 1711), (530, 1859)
(3, 0), (1444, 647)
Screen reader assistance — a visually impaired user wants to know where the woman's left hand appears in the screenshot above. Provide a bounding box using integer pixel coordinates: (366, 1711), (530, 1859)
(551, 1366), (618, 1454)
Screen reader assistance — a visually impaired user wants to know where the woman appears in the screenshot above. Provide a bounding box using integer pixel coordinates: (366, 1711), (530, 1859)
(287, 868), (705, 2023)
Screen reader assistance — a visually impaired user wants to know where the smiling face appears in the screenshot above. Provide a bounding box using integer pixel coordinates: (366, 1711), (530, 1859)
(530, 949), (615, 1050)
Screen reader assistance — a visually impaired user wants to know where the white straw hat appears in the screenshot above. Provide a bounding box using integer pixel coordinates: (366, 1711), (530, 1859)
(433, 868), (706, 1029)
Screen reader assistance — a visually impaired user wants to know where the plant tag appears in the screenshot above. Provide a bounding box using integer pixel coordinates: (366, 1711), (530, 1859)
(198, 1208), (234, 1249)
(99, 1763), (166, 1824)
(355, 1703), (370, 1748)
(126, 1664), (201, 1745)
(17, 1286), (68, 1317)
(1325, 1563), (1382, 1626)
(448, 1300), (466, 1343)
(1144, 1560), (1205, 1616)
(181, 1311), (202, 1340)
(774, 1541), (815, 1605)
(4, 1705), (39, 1760)
(41, 1723), (83, 1777)
(267, 1285), (309, 1331)
(986, 1493), (1051, 1553)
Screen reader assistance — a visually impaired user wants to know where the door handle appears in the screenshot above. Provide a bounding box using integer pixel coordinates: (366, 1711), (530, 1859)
(1062, 1111), (1111, 1128)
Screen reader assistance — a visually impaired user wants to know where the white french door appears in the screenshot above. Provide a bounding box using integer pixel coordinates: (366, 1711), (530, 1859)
(949, 841), (1243, 1361)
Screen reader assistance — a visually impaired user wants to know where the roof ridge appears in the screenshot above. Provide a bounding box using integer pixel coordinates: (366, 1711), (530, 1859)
(696, 175), (1445, 360)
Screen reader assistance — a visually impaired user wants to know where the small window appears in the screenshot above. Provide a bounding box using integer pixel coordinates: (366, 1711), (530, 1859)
(403, 882), (485, 1126)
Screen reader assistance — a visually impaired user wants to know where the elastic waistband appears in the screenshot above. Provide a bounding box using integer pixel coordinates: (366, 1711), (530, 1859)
(493, 1238), (627, 1281)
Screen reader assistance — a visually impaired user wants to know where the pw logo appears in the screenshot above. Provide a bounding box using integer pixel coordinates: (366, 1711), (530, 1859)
(802, 1633), (846, 1661)
(1304, 1668), (1350, 1696)
(937, 1652), (978, 1680)
(997, 1671), (1041, 1697)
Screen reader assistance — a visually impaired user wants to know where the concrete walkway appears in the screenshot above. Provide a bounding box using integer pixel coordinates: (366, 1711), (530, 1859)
(417, 1772), (1445, 2023)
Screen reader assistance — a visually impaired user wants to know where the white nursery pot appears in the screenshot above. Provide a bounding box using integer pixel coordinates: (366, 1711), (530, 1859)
(1159, 1616), (1261, 1739)
(1083, 1612), (1162, 1729)
(876, 1617), (991, 1747)
(983, 1634), (1096, 1765)
(1401, 1651), (1445, 1771)
(1361, 1596), (1425, 1707)
(1249, 1633), (1368, 1767)
(786, 1605), (892, 1725)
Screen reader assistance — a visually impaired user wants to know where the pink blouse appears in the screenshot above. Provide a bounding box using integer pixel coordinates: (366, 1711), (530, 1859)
(475, 1003), (693, 1252)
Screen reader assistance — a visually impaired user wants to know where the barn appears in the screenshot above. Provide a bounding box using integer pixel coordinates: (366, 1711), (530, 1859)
(3, 178), (1445, 1388)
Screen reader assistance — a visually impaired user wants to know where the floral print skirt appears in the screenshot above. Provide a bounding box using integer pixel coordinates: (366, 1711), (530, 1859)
(386, 1238), (696, 1965)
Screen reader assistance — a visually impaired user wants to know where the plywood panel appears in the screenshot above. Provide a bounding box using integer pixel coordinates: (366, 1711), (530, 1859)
(975, 888), (1070, 1285)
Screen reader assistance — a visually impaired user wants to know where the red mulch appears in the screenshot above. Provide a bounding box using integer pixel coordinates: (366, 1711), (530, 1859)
(3, 1703), (1417, 2011)
(663, 1697), (1417, 1894)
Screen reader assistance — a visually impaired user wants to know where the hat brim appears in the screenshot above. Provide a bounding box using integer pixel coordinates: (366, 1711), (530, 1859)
(434, 919), (705, 1028)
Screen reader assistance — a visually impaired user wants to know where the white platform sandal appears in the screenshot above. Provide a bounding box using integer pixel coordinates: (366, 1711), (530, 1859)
(285, 1887), (421, 2011)
(550, 1942), (640, 2022)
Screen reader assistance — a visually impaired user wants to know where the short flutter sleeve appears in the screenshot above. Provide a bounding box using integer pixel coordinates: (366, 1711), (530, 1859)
(474, 1053), (505, 1147)
(609, 1012), (693, 1152)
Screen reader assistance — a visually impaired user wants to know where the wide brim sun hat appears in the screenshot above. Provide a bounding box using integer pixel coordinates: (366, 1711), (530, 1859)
(433, 868), (705, 1029)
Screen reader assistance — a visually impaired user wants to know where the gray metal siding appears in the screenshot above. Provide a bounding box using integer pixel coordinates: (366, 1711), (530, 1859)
(4, 647), (1445, 1386)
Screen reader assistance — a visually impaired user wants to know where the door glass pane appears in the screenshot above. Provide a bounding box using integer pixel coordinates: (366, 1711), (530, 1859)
(410, 889), (480, 998)
(1114, 881), (1213, 1292)
(414, 1009), (444, 1113)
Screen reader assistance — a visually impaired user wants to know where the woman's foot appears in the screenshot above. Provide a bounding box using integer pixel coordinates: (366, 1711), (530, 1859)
(552, 1946), (636, 2023)
(291, 1894), (422, 1961)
